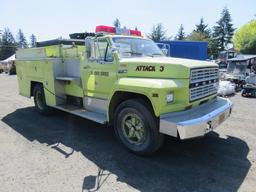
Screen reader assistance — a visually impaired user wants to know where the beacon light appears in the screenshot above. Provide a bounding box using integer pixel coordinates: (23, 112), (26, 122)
(95, 25), (142, 37)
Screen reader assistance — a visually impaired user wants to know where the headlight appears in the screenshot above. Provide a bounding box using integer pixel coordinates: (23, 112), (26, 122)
(166, 93), (174, 103)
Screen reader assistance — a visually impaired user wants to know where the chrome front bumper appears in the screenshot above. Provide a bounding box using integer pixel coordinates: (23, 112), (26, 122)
(159, 97), (233, 139)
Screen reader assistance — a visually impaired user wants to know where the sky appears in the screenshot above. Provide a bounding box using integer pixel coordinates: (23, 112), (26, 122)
(0, 0), (255, 42)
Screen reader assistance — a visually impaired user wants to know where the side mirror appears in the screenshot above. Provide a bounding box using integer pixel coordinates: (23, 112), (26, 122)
(161, 48), (168, 56)
(111, 47), (119, 61)
(111, 47), (118, 54)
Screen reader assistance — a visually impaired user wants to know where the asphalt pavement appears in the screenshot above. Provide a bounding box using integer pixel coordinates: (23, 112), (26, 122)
(0, 74), (255, 192)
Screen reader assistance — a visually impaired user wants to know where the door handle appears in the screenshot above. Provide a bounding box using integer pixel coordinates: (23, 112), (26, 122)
(83, 66), (90, 69)
(118, 69), (128, 74)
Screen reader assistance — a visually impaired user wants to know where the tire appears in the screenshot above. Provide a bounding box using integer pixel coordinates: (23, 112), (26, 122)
(241, 90), (246, 97)
(8, 68), (15, 75)
(33, 84), (52, 115)
(114, 99), (164, 155)
(253, 89), (256, 97)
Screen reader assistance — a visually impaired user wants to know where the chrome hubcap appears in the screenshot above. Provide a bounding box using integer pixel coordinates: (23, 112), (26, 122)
(121, 113), (145, 145)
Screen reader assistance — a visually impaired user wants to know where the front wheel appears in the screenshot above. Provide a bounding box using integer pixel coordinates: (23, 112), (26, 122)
(114, 99), (164, 155)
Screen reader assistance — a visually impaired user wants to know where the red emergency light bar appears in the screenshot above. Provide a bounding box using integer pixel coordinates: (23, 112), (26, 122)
(96, 25), (116, 34)
(130, 29), (142, 37)
(95, 25), (142, 36)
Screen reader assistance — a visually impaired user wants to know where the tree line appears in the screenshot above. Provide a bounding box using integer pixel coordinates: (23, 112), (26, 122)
(0, 29), (36, 60)
(147, 8), (256, 58)
(147, 7), (235, 59)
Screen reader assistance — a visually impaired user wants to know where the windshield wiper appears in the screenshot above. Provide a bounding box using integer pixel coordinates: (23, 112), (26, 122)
(151, 53), (163, 56)
(146, 53), (163, 57)
(122, 51), (143, 55)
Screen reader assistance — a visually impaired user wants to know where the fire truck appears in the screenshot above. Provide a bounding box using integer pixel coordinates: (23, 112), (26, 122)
(16, 25), (233, 155)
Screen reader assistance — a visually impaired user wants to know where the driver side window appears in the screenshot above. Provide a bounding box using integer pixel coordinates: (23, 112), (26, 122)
(89, 39), (113, 63)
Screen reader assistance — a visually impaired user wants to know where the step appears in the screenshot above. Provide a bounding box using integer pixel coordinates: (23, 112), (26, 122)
(54, 104), (107, 124)
(55, 76), (81, 86)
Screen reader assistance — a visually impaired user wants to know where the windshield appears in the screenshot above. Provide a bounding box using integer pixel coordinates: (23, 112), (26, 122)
(227, 61), (247, 74)
(228, 52), (235, 59)
(112, 37), (164, 58)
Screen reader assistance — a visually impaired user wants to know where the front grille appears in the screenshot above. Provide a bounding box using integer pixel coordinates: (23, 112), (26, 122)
(190, 67), (219, 83)
(190, 67), (219, 101)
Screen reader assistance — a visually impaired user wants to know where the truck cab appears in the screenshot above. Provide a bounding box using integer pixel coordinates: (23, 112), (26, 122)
(217, 50), (237, 73)
(16, 25), (232, 155)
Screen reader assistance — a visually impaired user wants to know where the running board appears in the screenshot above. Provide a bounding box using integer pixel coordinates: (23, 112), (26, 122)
(54, 104), (107, 124)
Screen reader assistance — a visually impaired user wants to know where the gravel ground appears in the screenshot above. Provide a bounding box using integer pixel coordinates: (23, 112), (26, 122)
(0, 74), (255, 192)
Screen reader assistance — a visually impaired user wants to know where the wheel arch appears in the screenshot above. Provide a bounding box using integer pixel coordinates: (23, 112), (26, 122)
(108, 91), (157, 124)
(30, 81), (43, 97)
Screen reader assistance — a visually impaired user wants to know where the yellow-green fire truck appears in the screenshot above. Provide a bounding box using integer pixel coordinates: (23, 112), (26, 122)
(16, 26), (233, 155)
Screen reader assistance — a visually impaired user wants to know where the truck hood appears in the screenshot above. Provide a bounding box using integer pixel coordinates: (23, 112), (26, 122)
(119, 57), (218, 79)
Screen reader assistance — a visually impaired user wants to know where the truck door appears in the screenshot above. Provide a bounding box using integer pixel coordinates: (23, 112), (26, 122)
(82, 37), (117, 100)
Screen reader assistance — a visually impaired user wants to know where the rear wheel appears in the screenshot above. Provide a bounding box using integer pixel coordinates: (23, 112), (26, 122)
(33, 84), (52, 115)
(114, 99), (164, 155)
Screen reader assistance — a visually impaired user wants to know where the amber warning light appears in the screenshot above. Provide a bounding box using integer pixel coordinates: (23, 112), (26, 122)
(95, 25), (142, 36)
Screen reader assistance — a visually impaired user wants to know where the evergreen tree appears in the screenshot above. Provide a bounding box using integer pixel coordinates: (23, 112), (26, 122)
(187, 31), (209, 41)
(0, 28), (17, 60)
(208, 38), (219, 59)
(0, 29), (3, 40)
(30, 34), (37, 47)
(113, 18), (121, 28)
(213, 7), (235, 51)
(187, 18), (210, 41)
(186, 17), (221, 59)
(147, 23), (167, 41)
(0, 30), (2, 46)
(194, 18), (211, 37)
(176, 24), (185, 40)
(17, 29), (28, 48)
